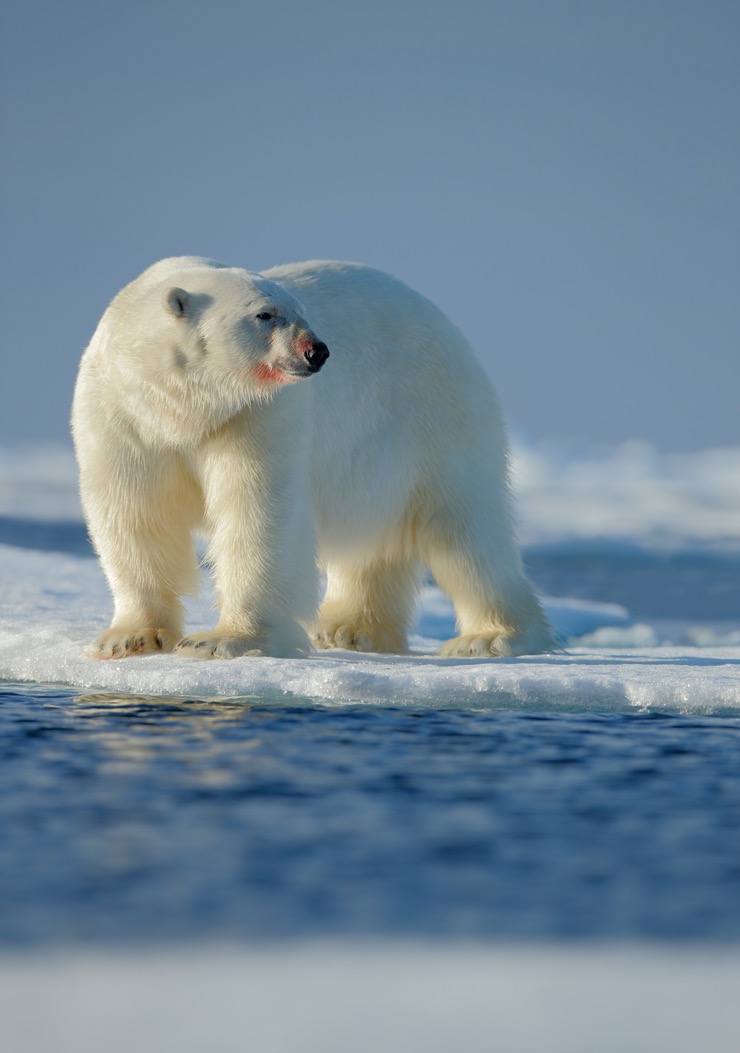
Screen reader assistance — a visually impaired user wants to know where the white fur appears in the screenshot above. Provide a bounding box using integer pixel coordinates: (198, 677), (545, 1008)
(72, 257), (554, 660)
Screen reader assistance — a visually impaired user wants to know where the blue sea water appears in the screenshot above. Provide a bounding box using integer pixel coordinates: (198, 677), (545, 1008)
(2, 680), (740, 945)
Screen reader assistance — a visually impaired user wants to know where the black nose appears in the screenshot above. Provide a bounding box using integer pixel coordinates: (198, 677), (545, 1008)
(305, 341), (330, 372)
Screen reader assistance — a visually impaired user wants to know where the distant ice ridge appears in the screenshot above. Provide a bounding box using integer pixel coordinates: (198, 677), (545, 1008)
(0, 443), (81, 521)
(3, 439), (740, 549)
(1, 545), (739, 713)
(512, 438), (740, 549)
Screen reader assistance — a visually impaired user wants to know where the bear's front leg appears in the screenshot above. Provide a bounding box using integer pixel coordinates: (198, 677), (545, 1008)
(79, 450), (202, 660)
(176, 410), (318, 660)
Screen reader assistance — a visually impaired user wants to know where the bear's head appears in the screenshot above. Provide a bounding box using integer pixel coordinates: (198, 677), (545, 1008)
(88, 259), (330, 446)
(158, 265), (329, 395)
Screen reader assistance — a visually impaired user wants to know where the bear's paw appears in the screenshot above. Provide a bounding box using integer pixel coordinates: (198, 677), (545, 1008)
(313, 620), (408, 655)
(94, 628), (178, 659)
(175, 632), (265, 659)
(438, 632), (518, 659)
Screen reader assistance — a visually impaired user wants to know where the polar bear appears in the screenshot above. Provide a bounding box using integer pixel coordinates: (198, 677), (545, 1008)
(72, 256), (554, 660)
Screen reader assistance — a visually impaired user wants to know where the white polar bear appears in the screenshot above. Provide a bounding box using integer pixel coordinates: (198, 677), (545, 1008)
(72, 256), (554, 660)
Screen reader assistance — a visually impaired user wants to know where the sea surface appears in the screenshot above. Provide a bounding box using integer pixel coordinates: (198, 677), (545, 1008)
(2, 684), (740, 945)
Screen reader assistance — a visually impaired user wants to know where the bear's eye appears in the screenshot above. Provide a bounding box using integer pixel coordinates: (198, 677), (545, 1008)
(256, 311), (273, 321)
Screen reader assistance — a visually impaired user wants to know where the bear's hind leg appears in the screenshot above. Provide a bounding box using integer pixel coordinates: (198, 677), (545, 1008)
(419, 498), (554, 658)
(314, 559), (420, 654)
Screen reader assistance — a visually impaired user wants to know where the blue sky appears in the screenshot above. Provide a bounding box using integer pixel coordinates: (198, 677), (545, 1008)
(2, 0), (738, 450)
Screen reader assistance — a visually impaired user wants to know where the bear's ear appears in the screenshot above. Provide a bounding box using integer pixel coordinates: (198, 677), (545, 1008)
(165, 287), (192, 319)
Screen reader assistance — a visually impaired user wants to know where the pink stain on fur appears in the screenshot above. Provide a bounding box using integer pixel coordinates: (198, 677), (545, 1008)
(253, 364), (286, 384)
